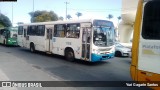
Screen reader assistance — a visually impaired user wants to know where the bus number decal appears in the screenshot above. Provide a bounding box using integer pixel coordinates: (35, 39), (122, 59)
(66, 42), (71, 45)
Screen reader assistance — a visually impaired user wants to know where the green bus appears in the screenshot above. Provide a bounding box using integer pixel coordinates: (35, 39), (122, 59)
(0, 27), (18, 46)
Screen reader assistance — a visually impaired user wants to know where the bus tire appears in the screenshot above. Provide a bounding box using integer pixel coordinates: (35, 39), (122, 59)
(65, 49), (75, 62)
(115, 51), (122, 57)
(30, 43), (35, 53)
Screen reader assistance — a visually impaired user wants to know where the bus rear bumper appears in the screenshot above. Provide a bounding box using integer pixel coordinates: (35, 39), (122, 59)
(91, 53), (115, 62)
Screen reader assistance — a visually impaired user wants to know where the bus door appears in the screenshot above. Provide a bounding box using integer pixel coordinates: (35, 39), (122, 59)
(23, 26), (27, 48)
(0, 30), (2, 43)
(0, 29), (6, 44)
(81, 23), (91, 61)
(17, 26), (24, 47)
(46, 26), (54, 53)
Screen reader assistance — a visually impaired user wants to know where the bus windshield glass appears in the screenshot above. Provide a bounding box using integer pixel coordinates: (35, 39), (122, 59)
(2, 29), (10, 38)
(93, 20), (115, 47)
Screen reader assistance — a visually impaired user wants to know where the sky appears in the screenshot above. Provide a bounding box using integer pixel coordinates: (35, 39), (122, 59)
(0, 0), (121, 26)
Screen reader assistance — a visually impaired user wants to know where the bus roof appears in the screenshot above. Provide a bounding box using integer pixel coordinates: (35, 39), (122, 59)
(18, 19), (112, 26)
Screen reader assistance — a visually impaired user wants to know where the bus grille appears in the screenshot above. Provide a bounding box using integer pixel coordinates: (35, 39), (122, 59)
(99, 48), (111, 51)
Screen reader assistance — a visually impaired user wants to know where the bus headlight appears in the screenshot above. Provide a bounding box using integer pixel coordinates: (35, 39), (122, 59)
(93, 49), (100, 54)
(8, 40), (11, 42)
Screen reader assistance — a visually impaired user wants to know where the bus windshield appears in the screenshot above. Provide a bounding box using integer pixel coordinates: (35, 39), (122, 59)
(93, 20), (115, 47)
(2, 29), (10, 38)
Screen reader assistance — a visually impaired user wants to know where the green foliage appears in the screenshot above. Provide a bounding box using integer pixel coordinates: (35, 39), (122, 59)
(0, 14), (12, 28)
(76, 12), (82, 19)
(117, 16), (121, 20)
(67, 14), (72, 20)
(29, 10), (58, 22)
(117, 16), (122, 23)
(107, 14), (113, 20)
(0, 23), (4, 28)
(58, 16), (64, 20)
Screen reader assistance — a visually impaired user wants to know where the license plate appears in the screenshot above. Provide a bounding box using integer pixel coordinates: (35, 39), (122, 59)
(123, 54), (128, 56)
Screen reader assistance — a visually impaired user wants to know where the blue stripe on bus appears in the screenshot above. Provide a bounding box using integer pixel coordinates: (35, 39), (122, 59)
(91, 53), (115, 62)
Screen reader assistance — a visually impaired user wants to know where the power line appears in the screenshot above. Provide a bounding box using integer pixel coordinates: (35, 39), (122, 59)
(68, 7), (137, 12)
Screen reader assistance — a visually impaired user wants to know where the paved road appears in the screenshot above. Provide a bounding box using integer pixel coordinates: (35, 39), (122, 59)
(0, 45), (152, 90)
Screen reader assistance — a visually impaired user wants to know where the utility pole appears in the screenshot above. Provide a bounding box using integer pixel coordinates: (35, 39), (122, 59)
(33, 0), (34, 12)
(64, 1), (69, 20)
(0, 3), (1, 16)
(32, 0), (34, 23)
(12, 2), (13, 25)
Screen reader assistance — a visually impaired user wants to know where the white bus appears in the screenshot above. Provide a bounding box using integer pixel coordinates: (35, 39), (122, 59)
(18, 19), (115, 62)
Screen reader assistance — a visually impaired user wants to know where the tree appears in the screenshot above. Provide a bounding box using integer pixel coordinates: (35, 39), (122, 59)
(17, 22), (24, 25)
(0, 14), (12, 28)
(75, 12), (82, 19)
(58, 16), (64, 21)
(107, 14), (113, 20)
(117, 16), (122, 23)
(67, 14), (72, 20)
(29, 10), (58, 22)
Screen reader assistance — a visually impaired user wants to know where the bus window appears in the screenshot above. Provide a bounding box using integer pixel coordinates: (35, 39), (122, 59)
(37, 25), (45, 36)
(13, 34), (17, 38)
(54, 24), (66, 37)
(27, 26), (37, 36)
(142, 1), (160, 40)
(66, 23), (80, 38)
(18, 26), (23, 35)
(2, 30), (10, 38)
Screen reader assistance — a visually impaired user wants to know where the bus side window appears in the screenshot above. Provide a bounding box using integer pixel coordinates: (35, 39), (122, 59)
(54, 24), (66, 37)
(27, 26), (37, 36)
(37, 25), (45, 36)
(18, 26), (23, 35)
(13, 34), (17, 38)
(142, 1), (160, 40)
(66, 23), (80, 38)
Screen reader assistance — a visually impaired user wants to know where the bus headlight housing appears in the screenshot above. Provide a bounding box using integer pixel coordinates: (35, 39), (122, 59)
(93, 49), (100, 54)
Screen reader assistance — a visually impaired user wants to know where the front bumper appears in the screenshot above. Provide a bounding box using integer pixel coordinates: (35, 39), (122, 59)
(91, 53), (115, 62)
(7, 41), (18, 46)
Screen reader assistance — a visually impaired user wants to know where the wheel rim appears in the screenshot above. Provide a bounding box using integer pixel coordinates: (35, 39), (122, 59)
(30, 45), (34, 52)
(31, 47), (33, 52)
(66, 50), (74, 61)
(115, 51), (121, 57)
(3, 41), (5, 45)
(117, 52), (122, 57)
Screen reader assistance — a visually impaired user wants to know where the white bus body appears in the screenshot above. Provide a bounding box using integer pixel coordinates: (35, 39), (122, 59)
(18, 19), (115, 62)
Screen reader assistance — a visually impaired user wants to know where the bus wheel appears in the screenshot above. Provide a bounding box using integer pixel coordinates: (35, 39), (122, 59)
(115, 51), (122, 57)
(30, 43), (35, 53)
(65, 49), (75, 62)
